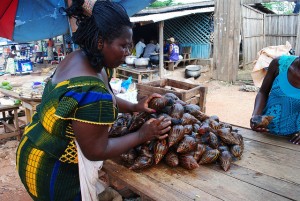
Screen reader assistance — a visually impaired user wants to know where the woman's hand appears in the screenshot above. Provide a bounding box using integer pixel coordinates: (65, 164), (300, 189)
(135, 93), (162, 113)
(250, 115), (269, 132)
(138, 116), (171, 141)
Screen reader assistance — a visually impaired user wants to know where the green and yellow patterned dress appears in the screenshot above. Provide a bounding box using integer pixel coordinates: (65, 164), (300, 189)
(16, 73), (118, 201)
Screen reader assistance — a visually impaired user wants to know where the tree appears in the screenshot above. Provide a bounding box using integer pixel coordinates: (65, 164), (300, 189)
(262, 2), (295, 14)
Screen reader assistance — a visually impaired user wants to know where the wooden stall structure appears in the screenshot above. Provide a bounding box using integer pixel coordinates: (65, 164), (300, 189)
(130, 3), (215, 77)
(136, 79), (207, 112)
(241, 4), (300, 70)
(103, 126), (300, 201)
(213, 0), (300, 82)
(264, 14), (300, 53)
(241, 5), (265, 70)
(213, 0), (241, 83)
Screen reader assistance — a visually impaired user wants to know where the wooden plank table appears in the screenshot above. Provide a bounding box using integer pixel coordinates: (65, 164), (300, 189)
(114, 66), (158, 83)
(103, 126), (300, 201)
(0, 88), (41, 123)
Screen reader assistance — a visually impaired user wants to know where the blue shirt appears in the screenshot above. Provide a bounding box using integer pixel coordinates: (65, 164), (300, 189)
(263, 55), (300, 135)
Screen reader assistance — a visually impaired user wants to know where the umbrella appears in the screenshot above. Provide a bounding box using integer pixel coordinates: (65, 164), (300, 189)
(0, 0), (156, 43)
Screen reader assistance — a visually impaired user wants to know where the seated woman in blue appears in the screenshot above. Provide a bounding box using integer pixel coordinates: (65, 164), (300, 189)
(250, 55), (300, 145)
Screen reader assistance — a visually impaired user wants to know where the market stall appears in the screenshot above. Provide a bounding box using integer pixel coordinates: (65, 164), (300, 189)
(0, 80), (42, 124)
(103, 126), (300, 201)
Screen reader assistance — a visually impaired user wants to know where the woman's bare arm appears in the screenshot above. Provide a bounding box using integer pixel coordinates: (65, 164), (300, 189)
(73, 116), (171, 161)
(250, 58), (279, 131)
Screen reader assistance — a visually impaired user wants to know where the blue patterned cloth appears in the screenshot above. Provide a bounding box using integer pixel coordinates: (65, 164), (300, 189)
(263, 55), (300, 135)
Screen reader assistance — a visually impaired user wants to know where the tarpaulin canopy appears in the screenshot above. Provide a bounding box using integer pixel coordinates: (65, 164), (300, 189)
(0, 0), (156, 43)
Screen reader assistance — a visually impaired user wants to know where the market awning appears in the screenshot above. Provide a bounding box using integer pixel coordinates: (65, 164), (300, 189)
(130, 7), (214, 24)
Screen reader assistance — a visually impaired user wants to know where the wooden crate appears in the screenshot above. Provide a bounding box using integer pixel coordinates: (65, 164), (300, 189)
(137, 79), (207, 112)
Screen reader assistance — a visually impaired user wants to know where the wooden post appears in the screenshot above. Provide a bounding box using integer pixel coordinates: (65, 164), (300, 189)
(295, 15), (300, 55)
(213, 0), (241, 82)
(159, 21), (164, 78)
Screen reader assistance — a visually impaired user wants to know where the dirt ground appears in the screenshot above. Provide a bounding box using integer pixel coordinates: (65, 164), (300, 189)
(0, 65), (257, 201)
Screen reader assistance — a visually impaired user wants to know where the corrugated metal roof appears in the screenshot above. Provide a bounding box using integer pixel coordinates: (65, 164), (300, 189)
(130, 7), (214, 23)
(136, 1), (215, 15)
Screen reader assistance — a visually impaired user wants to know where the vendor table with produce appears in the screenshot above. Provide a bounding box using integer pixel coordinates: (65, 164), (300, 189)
(0, 88), (41, 123)
(103, 126), (300, 201)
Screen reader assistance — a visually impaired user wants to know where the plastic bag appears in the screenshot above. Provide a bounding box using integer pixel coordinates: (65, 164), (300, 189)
(109, 78), (122, 94)
(121, 76), (132, 92)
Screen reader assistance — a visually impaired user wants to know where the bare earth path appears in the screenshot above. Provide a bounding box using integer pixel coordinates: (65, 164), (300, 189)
(0, 69), (257, 200)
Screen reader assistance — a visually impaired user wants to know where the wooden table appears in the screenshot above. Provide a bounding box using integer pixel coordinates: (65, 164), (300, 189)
(0, 105), (21, 140)
(0, 88), (41, 124)
(103, 126), (300, 201)
(114, 66), (158, 83)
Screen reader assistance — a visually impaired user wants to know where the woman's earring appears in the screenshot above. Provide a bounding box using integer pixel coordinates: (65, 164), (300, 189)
(98, 40), (103, 49)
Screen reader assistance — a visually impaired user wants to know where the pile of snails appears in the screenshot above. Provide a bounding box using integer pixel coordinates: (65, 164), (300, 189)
(109, 93), (244, 172)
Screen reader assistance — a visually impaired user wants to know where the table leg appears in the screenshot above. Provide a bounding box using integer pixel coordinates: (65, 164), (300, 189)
(2, 111), (7, 132)
(113, 69), (116, 78)
(149, 73), (153, 81)
(25, 108), (31, 124)
(169, 63), (175, 71)
(13, 108), (21, 140)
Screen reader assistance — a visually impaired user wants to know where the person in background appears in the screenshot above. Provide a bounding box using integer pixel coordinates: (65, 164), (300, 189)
(154, 39), (160, 53)
(66, 42), (73, 55)
(167, 37), (179, 62)
(47, 38), (54, 62)
(250, 55), (300, 145)
(8, 45), (17, 58)
(6, 45), (17, 74)
(135, 38), (146, 58)
(163, 39), (169, 54)
(34, 42), (43, 63)
(16, 1), (171, 201)
(143, 40), (159, 59)
(59, 44), (64, 55)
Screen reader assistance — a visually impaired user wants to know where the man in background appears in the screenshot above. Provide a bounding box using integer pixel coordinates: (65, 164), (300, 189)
(34, 42), (43, 63)
(135, 38), (146, 58)
(47, 38), (54, 62)
(143, 40), (159, 58)
(167, 37), (179, 62)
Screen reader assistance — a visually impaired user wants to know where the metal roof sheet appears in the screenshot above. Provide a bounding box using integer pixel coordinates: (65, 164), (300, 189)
(130, 7), (214, 23)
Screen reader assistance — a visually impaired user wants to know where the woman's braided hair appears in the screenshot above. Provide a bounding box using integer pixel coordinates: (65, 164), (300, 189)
(64, 0), (133, 69)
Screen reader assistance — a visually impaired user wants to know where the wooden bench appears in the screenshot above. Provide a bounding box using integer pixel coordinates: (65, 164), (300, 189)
(164, 58), (199, 71)
(103, 126), (300, 201)
(114, 66), (158, 83)
(0, 105), (21, 140)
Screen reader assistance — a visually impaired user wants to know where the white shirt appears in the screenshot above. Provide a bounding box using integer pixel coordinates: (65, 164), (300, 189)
(135, 41), (146, 57)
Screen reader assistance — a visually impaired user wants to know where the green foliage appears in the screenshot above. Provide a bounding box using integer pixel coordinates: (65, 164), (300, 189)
(149, 0), (175, 8)
(262, 2), (294, 14)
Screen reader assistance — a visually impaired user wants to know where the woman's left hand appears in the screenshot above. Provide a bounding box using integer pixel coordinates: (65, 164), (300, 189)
(135, 93), (162, 113)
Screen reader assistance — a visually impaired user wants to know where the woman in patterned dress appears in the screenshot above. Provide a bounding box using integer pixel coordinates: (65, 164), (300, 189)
(250, 55), (300, 145)
(16, 1), (171, 200)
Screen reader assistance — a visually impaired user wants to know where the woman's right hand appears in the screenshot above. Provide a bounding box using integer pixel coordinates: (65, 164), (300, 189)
(138, 116), (171, 141)
(250, 115), (269, 132)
